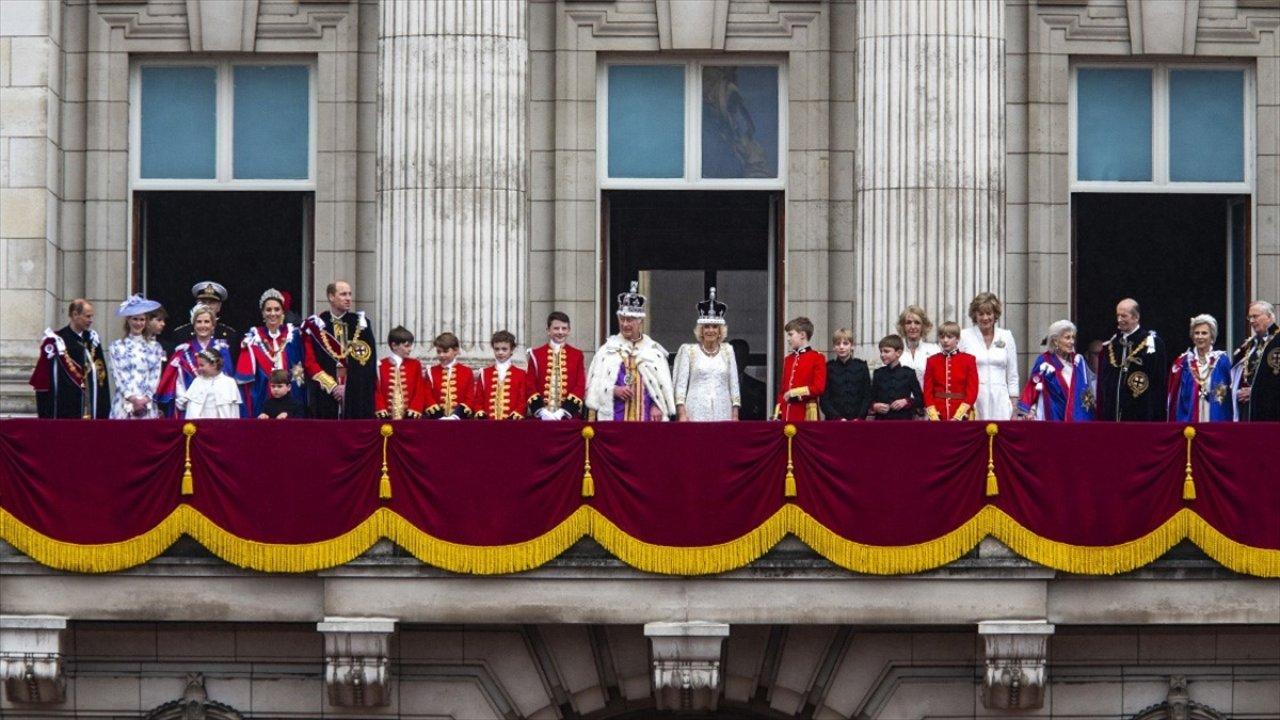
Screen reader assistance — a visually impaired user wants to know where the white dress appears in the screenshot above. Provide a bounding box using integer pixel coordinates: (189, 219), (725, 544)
(108, 334), (166, 419)
(899, 340), (941, 387)
(673, 343), (741, 421)
(959, 326), (1020, 420)
(176, 374), (242, 419)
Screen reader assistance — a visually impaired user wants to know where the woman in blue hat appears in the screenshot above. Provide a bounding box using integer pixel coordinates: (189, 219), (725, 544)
(108, 294), (167, 418)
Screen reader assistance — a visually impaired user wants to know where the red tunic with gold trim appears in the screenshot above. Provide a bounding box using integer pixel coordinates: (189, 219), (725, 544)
(475, 363), (528, 420)
(775, 347), (826, 421)
(525, 343), (586, 419)
(425, 362), (476, 419)
(922, 350), (979, 420)
(374, 357), (430, 419)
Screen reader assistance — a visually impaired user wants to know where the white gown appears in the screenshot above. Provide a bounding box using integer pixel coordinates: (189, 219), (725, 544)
(959, 326), (1020, 420)
(673, 343), (740, 421)
(899, 340), (940, 388)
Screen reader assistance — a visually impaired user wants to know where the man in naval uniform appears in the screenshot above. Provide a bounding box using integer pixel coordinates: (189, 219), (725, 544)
(1096, 298), (1168, 421)
(585, 281), (675, 422)
(1232, 300), (1280, 421)
(168, 281), (238, 362)
(301, 280), (378, 419)
(29, 299), (110, 418)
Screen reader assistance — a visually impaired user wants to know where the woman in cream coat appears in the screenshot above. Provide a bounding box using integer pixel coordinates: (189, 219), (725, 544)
(958, 292), (1020, 420)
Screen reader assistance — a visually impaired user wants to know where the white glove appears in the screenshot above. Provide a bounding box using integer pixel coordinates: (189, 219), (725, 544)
(439, 414), (460, 421)
(535, 407), (558, 420)
(556, 408), (572, 420)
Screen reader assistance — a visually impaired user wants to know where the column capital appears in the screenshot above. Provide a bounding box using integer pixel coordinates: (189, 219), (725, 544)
(644, 621), (730, 712)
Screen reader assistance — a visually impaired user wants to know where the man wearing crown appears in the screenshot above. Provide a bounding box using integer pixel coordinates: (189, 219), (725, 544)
(30, 298), (111, 418)
(302, 280), (378, 419)
(586, 281), (676, 422)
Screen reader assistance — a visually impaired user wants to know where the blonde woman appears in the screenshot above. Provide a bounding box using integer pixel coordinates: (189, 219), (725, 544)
(674, 289), (740, 421)
(896, 305), (940, 387)
(958, 292), (1020, 420)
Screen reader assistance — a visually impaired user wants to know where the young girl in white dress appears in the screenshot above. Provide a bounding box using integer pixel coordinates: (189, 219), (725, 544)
(176, 349), (242, 419)
(673, 288), (740, 422)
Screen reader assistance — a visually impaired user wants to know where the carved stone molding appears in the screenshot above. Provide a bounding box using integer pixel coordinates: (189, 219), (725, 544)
(644, 621), (729, 712)
(1129, 675), (1229, 720)
(0, 615), (67, 705)
(977, 620), (1054, 711)
(1126, 0), (1200, 55)
(144, 673), (244, 720)
(186, 0), (260, 52)
(317, 617), (396, 708)
(656, 0), (729, 49)
(95, 0), (352, 44)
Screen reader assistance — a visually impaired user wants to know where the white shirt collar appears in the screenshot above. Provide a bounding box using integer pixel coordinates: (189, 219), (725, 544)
(1122, 325), (1140, 341)
(388, 354), (403, 367)
(495, 359), (511, 377)
(549, 341), (563, 351)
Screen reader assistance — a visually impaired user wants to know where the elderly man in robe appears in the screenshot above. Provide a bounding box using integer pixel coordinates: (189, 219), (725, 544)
(585, 281), (675, 422)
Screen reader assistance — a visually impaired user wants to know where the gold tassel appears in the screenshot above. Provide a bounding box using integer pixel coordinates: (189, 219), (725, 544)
(180, 422), (197, 496)
(985, 423), (999, 497)
(581, 426), (595, 497)
(783, 424), (798, 498)
(379, 424), (394, 500)
(1182, 426), (1196, 501)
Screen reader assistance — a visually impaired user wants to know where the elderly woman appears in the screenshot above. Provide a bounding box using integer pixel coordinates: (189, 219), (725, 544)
(959, 292), (1020, 420)
(896, 305), (940, 387)
(155, 304), (236, 416)
(1017, 320), (1093, 421)
(674, 288), (740, 421)
(235, 288), (306, 417)
(108, 294), (167, 419)
(1168, 314), (1234, 422)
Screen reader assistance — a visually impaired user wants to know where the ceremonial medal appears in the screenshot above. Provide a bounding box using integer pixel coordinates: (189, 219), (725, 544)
(95, 358), (107, 383)
(1269, 347), (1280, 375)
(348, 339), (373, 366)
(1127, 371), (1149, 397)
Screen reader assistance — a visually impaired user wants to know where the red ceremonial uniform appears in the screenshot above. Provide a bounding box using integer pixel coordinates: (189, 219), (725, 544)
(425, 363), (476, 418)
(922, 349), (979, 420)
(375, 357), (430, 419)
(525, 343), (586, 418)
(775, 347), (827, 421)
(475, 364), (529, 420)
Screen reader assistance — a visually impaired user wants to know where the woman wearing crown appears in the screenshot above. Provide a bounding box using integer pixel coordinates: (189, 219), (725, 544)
(586, 281), (676, 422)
(1168, 314), (1234, 422)
(236, 289), (307, 416)
(673, 288), (740, 421)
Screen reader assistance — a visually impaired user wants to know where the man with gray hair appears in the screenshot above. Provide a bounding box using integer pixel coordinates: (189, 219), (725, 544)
(1232, 300), (1280, 421)
(1096, 298), (1167, 421)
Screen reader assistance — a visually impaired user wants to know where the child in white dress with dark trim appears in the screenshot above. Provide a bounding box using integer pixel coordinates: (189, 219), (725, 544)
(176, 349), (242, 419)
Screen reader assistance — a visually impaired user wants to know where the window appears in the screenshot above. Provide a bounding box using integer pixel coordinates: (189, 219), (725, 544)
(1071, 64), (1251, 190)
(132, 59), (315, 187)
(600, 59), (786, 189)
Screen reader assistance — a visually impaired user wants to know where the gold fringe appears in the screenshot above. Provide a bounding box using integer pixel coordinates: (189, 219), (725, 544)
(379, 424), (394, 500)
(1182, 426), (1197, 501)
(180, 422), (197, 496)
(783, 424), (797, 498)
(1, 507), (1276, 578)
(984, 423), (999, 497)
(581, 425), (595, 498)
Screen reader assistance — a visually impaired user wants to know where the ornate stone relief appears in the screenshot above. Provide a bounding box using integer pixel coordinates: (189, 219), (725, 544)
(318, 617), (396, 708)
(144, 673), (244, 720)
(978, 620), (1054, 711)
(0, 615), (67, 705)
(94, 0), (351, 43)
(1128, 676), (1228, 720)
(644, 621), (729, 712)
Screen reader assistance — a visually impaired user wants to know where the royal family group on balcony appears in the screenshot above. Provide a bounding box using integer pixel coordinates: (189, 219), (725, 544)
(28, 278), (1280, 423)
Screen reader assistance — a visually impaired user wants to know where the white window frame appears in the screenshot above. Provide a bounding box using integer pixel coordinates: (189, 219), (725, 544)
(129, 57), (318, 191)
(1069, 61), (1254, 194)
(597, 56), (788, 191)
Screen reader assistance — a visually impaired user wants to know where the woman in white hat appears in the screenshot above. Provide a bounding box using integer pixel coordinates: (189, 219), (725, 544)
(108, 294), (167, 418)
(673, 288), (740, 421)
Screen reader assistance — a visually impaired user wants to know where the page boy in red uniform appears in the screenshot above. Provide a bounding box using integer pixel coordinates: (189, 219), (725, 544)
(922, 321), (979, 421)
(775, 316), (827, 421)
(475, 330), (528, 420)
(375, 325), (430, 420)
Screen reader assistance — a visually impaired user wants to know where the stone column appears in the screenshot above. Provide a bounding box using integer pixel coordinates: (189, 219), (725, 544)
(377, 0), (528, 359)
(0, 0), (64, 412)
(854, 0), (1004, 348)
